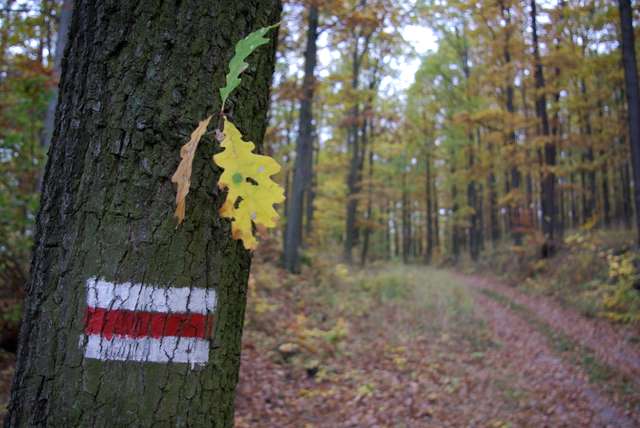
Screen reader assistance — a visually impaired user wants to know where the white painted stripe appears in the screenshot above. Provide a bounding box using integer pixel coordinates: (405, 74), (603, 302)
(86, 277), (216, 314)
(81, 334), (209, 366)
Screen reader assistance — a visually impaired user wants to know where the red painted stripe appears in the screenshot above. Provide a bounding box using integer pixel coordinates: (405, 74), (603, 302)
(84, 307), (214, 340)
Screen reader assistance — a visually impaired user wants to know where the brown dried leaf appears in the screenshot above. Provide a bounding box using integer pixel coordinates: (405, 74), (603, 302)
(171, 115), (213, 224)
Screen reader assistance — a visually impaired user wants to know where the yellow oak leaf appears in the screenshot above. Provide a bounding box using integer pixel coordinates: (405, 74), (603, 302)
(213, 117), (285, 249)
(171, 115), (213, 224)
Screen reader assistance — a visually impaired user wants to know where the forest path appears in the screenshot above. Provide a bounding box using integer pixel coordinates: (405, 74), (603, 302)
(460, 274), (640, 382)
(460, 272), (640, 427)
(236, 264), (640, 426)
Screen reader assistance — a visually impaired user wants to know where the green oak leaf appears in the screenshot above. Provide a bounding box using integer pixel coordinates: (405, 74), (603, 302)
(219, 23), (279, 109)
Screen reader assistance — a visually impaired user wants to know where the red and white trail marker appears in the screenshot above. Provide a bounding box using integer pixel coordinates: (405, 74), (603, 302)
(80, 277), (217, 367)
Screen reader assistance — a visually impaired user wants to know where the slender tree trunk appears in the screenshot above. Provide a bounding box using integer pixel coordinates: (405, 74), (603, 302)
(451, 161), (460, 262)
(433, 173), (440, 250)
(467, 144), (479, 261)
(41, 0), (73, 149)
(553, 0), (566, 237)
(502, 170), (511, 234)
(521, 80), (537, 231)
(393, 202), (400, 258)
(305, 137), (319, 237)
(579, 79), (596, 221)
(425, 152), (434, 264)
(559, 177), (566, 234)
(596, 101), (611, 227)
(476, 130), (485, 252)
(602, 155), (611, 227)
(401, 172), (411, 264)
(618, 0), (640, 243)
(6, 2), (281, 426)
(281, 100), (297, 257)
(283, 3), (319, 272)
(416, 218), (423, 258)
(487, 162), (500, 245)
(360, 136), (374, 266)
(343, 52), (362, 264)
(385, 200), (392, 260)
(500, 0), (522, 246)
(343, 19), (373, 263)
(570, 172), (579, 228)
(531, 0), (556, 256)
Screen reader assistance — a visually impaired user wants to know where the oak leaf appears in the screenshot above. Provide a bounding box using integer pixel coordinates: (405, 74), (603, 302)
(213, 117), (284, 249)
(219, 24), (279, 109)
(171, 115), (213, 224)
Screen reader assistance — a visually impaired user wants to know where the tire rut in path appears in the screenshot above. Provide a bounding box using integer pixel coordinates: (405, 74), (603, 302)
(467, 282), (638, 427)
(462, 274), (640, 380)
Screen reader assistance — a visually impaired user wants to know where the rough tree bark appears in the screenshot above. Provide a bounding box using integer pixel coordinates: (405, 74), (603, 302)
(618, 0), (640, 244)
(283, 2), (319, 272)
(5, 1), (281, 426)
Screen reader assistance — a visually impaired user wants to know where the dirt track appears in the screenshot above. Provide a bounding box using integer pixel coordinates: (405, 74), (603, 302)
(463, 273), (640, 427)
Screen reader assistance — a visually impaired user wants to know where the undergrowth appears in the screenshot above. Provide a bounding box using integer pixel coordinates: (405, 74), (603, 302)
(244, 255), (493, 380)
(473, 227), (640, 325)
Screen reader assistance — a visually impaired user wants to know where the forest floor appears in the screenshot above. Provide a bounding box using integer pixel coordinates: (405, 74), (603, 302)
(1, 262), (639, 426)
(235, 261), (640, 427)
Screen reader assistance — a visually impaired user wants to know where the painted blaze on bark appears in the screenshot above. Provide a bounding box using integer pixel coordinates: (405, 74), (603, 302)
(6, 1), (281, 427)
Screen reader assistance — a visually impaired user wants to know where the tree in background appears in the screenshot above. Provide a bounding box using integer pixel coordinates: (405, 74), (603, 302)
(618, 0), (640, 246)
(0, 2), (61, 292)
(284, 1), (319, 273)
(40, 0), (73, 149)
(6, 1), (281, 425)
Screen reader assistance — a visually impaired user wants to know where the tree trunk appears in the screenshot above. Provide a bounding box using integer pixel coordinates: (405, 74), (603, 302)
(6, 1), (281, 426)
(360, 135), (374, 266)
(602, 155), (611, 227)
(570, 172), (579, 228)
(450, 159), (460, 262)
(343, 25), (372, 263)
(385, 200), (392, 259)
(622, 161), (633, 229)
(500, 0), (522, 246)
(393, 202), (400, 258)
(424, 152), (434, 264)
(467, 144), (479, 261)
(433, 172), (440, 249)
(531, 0), (556, 256)
(283, 3), (319, 272)
(281, 100), (297, 259)
(305, 138), (319, 237)
(618, 0), (640, 244)
(41, 0), (73, 149)
(475, 130), (485, 252)
(580, 79), (596, 221)
(401, 173), (411, 264)
(487, 162), (500, 246)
